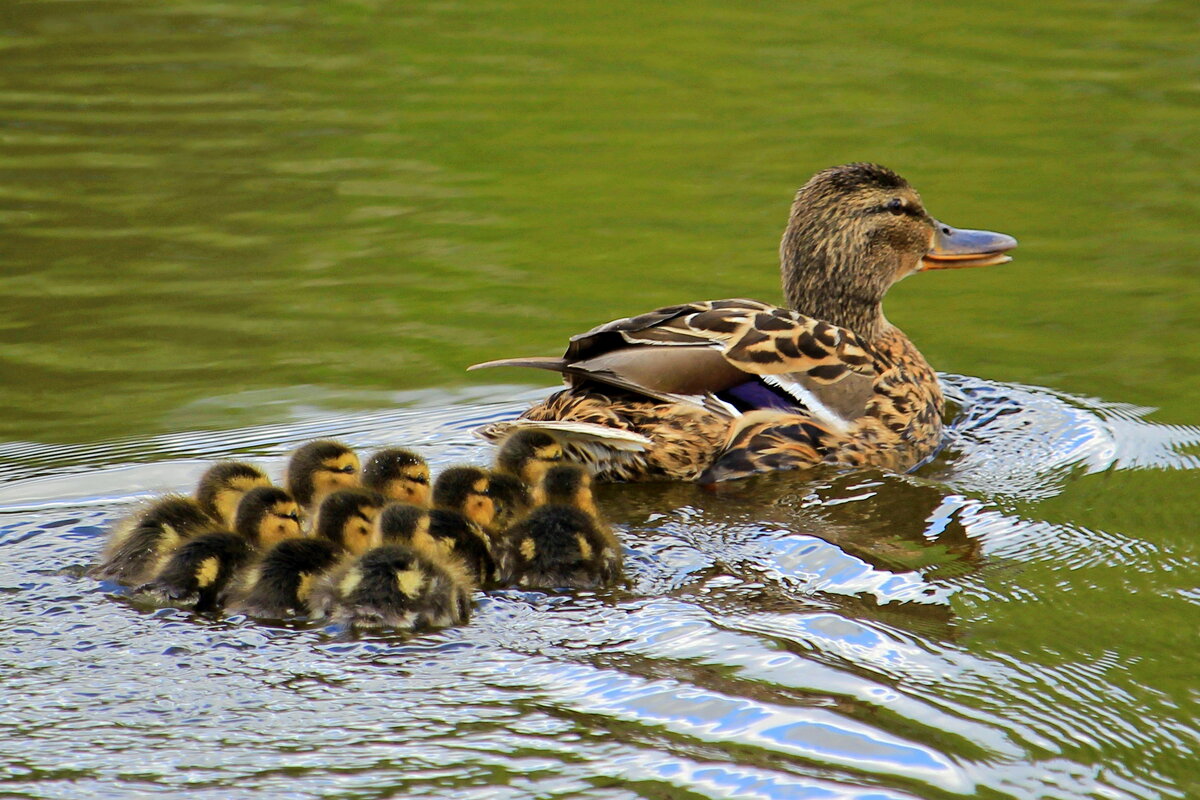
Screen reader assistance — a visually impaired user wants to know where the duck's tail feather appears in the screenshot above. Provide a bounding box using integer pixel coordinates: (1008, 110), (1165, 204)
(468, 357), (568, 373)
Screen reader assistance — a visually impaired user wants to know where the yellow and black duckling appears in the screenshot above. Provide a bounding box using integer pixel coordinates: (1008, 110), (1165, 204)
(503, 464), (623, 590)
(429, 466), (500, 586)
(487, 471), (533, 530)
(309, 542), (472, 633)
(286, 439), (360, 512)
(89, 495), (220, 586)
(471, 163), (1017, 482)
(194, 461), (272, 528)
(494, 430), (565, 486)
(361, 448), (431, 506)
(142, 486), (303, 612)
(225, 488), (386, 620)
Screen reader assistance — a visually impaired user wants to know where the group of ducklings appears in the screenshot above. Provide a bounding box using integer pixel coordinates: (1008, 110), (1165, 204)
(89, 431), (623, 633)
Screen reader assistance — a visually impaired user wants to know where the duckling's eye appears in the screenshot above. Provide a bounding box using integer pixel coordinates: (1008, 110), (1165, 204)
(280, 512), (301, 523)
(886, 198), (905, 215)
(407, 474), (429, 485)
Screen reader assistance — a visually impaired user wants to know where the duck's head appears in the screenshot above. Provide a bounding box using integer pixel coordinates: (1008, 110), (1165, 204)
(781, 163), (1017, 338)
(533, 464), (598, 518)
(312, 488), (385, 556)
(234, 486), (303, 549)
(195, 461), (272, 527)
(495, 430), (565, 485)
(362, 448), (431, 507)
(487, 471), (533, 527)
(432, 466), (495, 529)
(375, 502), (433, 546)
(286, 440), (361, 509)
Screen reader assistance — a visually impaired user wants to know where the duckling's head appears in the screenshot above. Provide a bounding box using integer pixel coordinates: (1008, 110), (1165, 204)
(195, 461), (272, 527)
(533, 464), (597, 517)
(432, 466), (495, 529)
(286, 440), (361, 509)
(487, 471), (533, 528)
(495, 430), (564, 485)
(375, 503), (432, 546)
(312, 488), (386, 556)
(234, 486), (303, 549)
(362, 448), (431, 506)
(781, 163), (1017, 339)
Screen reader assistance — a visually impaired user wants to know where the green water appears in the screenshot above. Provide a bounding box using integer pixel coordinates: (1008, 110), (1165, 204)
(2, 2), (1199, 798)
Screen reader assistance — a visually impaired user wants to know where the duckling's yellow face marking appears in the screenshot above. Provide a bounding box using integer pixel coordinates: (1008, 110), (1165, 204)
(311, 453), (361, 505)
(296, 572), (318, 603)
(464, 478), (496, 529)
(521, 444), (565, 485)
(394, 565), (426, 598)
(259, 500), (304, 548)
(213, 475), (272, 527)
(196, 556), (221, 589)
(573, 487), (598, 519)
(384, 466), (431, 506)
(519, 538), (537, 562)
(342, 506), (382, 556)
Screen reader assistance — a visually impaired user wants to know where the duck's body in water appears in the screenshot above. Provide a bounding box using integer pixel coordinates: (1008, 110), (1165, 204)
(472, 163), (1016, 482)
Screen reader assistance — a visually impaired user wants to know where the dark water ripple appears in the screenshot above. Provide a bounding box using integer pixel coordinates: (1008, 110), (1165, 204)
(2, 378), (1198, 799)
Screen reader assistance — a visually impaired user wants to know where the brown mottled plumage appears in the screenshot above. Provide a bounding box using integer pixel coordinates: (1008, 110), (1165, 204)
(470, 163), (1017, 482)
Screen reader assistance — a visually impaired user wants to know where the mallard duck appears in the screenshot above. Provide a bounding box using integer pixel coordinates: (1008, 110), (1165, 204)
(89, 495), (219, 586)
(194, 461), (272, 528)
(309, 543), (472, 632)
(286, 440), (361, 511)
(494, 430), (566, 485)
(142, 486), (303, 612)
(225, 489), (385, 619)
(361, 448), (431, 506)
(429, 467), (500, 586)
(503, 505), (623, 590)
(502, 464), (624, 589)
(471, 163), (1017, 482)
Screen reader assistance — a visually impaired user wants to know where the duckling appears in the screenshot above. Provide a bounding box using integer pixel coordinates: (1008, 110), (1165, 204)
(494, 430), (565, 486)
(310, 543), (472, 633)
(430, 466), (500, 586)
(286, 439), (360, 511)
(194, 461), (272, 527)
(502, 464), (624, 589)
(89, 495), (219, 586)
(503, 505), (623, 590)
(362, 447), (431, 506)
(487, 471), (533, 530)
(142, 486), (303, 612)
(225, 489), (385, 619)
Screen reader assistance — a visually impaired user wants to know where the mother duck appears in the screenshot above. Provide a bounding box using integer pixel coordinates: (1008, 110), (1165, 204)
(471, 163), (1017, 482)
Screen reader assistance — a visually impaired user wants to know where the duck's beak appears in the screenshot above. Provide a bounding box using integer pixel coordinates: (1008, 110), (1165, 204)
(920, 220), (1018, 270)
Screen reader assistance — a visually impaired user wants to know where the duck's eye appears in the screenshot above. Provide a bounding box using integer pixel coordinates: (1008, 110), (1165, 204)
(887, 198), (905, 215)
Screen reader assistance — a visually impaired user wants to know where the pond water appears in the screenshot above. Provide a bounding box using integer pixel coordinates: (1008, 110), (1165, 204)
(2, 1), (1199, 798)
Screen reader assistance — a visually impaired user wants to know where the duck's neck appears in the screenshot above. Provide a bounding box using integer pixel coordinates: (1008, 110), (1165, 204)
(780, 229), (888, 341)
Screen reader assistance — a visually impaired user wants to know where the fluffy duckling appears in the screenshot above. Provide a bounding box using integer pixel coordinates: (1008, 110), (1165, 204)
(494, 430), (565, 486)
(310, 543), (472, 633)
(487, 472), (533, 530)
(503, 464), (623, 589)
(89, 495), (219, 586)
(194, 461), (272, 527)
(286, 440), (361, 511)
(362, 448), (431, 506)
(225, 489), (385, 619)
(142, 486), (303, 612)
(375, 502), (476, 587)
(430, 466), (500, 586)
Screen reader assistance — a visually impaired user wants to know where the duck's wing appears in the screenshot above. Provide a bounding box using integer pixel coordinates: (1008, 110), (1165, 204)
(470, 299), (880, 421)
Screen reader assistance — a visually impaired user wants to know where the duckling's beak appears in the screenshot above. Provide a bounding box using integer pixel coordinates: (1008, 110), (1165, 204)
(920, 220), (1018, 270)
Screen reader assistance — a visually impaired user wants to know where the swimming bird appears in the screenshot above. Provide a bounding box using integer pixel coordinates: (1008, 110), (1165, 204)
(502, 464), (623, 589)
(309, 543), (472, 633)
(493, 430), (566, 486)
(429, 466), (500, 586)
(361, 448), (431, 506)
(225, 488), (386, 619)
(194, 461), (272, 527)
(471, 163), (1017, 482)
(89, 495), (219, 586)
(142, 486), (303, 612)
(286, 440), (361, 511)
